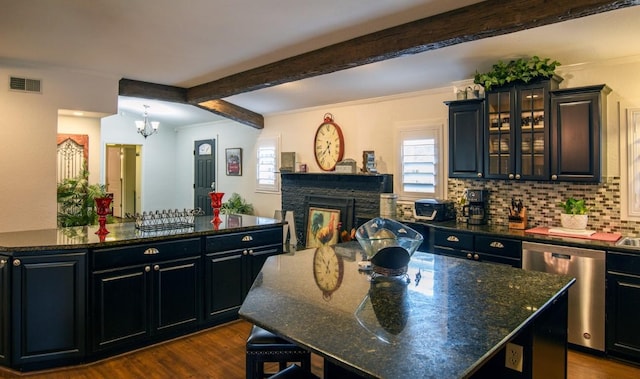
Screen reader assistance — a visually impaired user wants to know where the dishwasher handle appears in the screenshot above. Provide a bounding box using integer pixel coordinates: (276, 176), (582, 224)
(551, 253), (571, 260)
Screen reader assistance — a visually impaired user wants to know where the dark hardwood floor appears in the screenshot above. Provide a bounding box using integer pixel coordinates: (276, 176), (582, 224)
(0, 320), (637, 378)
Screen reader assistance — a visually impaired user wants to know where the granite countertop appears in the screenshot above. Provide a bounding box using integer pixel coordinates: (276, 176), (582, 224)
(0, 215), (282, 252)
(239, 241), (574, 379)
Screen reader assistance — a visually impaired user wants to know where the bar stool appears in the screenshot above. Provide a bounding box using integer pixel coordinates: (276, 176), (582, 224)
(246, 325), (312, 379)
(269, 364), (319, 379)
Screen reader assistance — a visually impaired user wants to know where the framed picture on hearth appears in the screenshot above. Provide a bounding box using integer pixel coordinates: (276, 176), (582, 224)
(306, 207), (341, 248)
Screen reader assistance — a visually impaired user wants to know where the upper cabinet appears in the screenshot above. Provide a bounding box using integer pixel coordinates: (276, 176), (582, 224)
(484, 78), (561, 180)
(550, 85), (611, 182)
(446, 99), (484, 179)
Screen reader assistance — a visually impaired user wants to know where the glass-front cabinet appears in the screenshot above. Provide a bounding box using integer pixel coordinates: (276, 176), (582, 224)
(484, 78), (560, 180)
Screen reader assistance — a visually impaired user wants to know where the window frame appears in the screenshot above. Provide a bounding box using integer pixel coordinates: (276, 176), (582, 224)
(622, 108), (640, 221)
(255, 136), (280, 193)
(395, 121), (446, 201)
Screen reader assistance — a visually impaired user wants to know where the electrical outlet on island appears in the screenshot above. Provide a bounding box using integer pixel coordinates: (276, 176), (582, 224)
(505, 342), (523, 372)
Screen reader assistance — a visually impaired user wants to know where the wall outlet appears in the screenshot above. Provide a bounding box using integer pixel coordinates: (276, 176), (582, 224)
(505, 342), (523, 372)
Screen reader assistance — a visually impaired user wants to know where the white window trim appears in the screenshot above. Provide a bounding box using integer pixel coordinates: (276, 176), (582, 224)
(255, 135), (280, 193)
(621, 108), (640, 221)
(394, 120), (446, 201)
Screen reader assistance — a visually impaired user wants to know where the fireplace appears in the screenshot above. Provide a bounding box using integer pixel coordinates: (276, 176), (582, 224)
(281, 173), (393, 247)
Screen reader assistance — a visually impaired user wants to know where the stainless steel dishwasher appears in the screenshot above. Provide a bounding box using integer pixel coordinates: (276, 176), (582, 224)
(522, 241), (605, 351)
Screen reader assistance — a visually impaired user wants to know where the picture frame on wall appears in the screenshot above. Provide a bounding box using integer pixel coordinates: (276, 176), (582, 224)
(226, 148), (242, 176)
(306, 207), (341, 248)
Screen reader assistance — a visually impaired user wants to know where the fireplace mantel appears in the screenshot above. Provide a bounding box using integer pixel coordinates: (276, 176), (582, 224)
(281, 172), (393, 247)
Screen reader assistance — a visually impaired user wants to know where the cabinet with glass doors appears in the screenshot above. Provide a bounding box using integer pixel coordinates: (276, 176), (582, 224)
(484, 78), (561, 180)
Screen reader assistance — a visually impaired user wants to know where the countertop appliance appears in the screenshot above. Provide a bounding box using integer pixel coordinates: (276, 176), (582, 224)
(522, 241), (605, 351)
(413, 199), (455, 222)
(463, 189), (488, 225)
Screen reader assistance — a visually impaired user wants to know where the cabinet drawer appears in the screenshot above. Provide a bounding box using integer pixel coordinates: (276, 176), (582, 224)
(92, 238), (201, 270)
(607, 251), (640, 275)
(205, 227), (282, 253)
(475, 235), (521, 259)
(433, 230), (473, 250)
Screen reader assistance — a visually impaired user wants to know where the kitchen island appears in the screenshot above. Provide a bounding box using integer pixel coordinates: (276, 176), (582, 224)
(239, 241), (575, 378)
(0, 215), (284, 371)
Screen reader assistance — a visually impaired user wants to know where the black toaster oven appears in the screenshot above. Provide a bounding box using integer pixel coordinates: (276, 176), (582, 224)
(414, 199), (456, 222)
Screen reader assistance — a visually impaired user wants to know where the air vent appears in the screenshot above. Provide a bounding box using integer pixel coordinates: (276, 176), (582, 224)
(9, 76), (42, 93)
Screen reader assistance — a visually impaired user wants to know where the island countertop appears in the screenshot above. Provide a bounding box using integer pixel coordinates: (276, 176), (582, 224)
(0, 214), (282, 252)
(239, 241), (575, 378)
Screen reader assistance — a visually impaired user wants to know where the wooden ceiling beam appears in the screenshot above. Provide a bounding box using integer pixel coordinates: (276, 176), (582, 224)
(187, 0), (638, 103)
(198, 99), (264, 129)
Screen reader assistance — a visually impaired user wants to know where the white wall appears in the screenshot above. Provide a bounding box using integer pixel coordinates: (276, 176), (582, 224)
(0, 63), (117, 232)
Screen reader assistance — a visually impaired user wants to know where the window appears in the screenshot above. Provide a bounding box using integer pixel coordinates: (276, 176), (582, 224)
(256, 136), (279, 192)
(396, 123), (444, 200)
(623, 108), (640, 220)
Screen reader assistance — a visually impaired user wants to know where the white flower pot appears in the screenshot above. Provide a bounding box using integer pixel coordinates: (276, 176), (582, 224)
(560, 213), (588, 230)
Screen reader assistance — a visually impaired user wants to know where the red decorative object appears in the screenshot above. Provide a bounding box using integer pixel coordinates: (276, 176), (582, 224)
(94, 195), (113, 237)
(209, 192), (225, 225)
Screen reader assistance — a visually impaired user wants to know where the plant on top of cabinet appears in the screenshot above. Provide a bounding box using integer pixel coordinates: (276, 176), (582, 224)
(474, 56), (560, 91)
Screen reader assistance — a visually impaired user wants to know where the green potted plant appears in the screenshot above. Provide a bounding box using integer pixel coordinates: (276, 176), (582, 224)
(558, 197), (589, 230)
(57, 165), (108, 227)
(220, 192), (254, 215)
(474, 56), (561, 92)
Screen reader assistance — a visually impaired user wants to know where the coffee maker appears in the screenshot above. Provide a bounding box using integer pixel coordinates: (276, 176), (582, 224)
(463, 189), (489, 225)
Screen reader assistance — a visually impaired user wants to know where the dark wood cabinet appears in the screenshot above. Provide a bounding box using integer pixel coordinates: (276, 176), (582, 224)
(91, 239), (201, 354)
(431, 228), (521, 267)
(0, 256), (9, 366)
(484, 78), (560, 180)
(550, 84), (610, 182)
(11, 252), (86, 370)
(446, 99), (484, 178)
(606, 250), (640, 363)
(204, 227), (282, 325)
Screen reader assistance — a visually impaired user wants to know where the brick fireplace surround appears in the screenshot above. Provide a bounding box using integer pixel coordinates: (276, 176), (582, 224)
(280, 173), (393, 247)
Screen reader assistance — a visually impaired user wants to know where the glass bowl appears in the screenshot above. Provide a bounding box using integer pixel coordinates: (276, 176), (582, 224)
(355, 218), (423, 277)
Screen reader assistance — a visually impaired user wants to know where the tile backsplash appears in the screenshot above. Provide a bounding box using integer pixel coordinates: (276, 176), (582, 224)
(447, 177), (640, 236)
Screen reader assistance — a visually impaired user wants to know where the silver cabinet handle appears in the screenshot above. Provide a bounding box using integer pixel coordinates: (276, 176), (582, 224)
(477, 172), (483, 178)
(13, 259), (21, 267)
(144, 248), (159, 255)
(446, 236), (459, 242)
(242, 235), (253, 242)
(0, 259), (6, 268)
(508, 174), (514, 179)
(466, 253), (472, 259)
(145, 266), (151, 272)
(473, 254), (480, 260)
(154, 265), (160, 271)
(243, 250), (249, 255)
(489, 241), (504, 249)
(515, 174), (521, 180)
(551, 174), (558, 180)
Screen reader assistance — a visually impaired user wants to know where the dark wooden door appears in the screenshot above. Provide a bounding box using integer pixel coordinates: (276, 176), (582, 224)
(11, 253), (86, 369)
(0, 256), (9, 366)
(205, 251), (243, 324)
(243, 245), (282, 297)
(194, 139), (216, 215)
(153, 257), (202, 334)
(92, 265), (149, 353)
(550, 85), (610, 182)
(446, 99), (484, 178)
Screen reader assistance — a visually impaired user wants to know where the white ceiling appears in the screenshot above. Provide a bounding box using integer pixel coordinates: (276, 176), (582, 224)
(2, 1), (640, 126)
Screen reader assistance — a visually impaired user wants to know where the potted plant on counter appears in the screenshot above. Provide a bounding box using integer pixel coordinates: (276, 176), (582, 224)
(558, 197), (589, 230)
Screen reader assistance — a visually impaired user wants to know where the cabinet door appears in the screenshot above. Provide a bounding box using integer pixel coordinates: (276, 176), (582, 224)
(244, 245), (283, 296)
(153, 256), (202, 334)
(485, 88), (514, 179)
(550, 85), (609, 182)
(517, 85), (549, 180)
(92, 265), (149, 353)
(205, 251), (243, 324)
(447, 99), (484, 178)
(606, 271), (640, 362)
(0, 257), (8, 366)
(11, 253), (86, 368)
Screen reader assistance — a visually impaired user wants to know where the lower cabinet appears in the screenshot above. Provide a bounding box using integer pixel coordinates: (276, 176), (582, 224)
(432, 228), (521, 267)
(606, 251), (640, 363)
(204, 227), (283, 324)
(91, 239), (202, 355)
(0, 256), (8, 366)
(10, 251), (86, 370)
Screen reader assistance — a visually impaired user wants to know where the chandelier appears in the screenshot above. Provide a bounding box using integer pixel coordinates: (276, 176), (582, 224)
(135, 105), (159, 138)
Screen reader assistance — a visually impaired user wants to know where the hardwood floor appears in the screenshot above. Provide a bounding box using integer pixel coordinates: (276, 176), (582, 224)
(0, 320), (637, 378)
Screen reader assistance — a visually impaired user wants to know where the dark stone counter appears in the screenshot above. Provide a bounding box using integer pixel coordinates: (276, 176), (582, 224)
(0, 215), (282, 252)
(239, 241), (574, 378)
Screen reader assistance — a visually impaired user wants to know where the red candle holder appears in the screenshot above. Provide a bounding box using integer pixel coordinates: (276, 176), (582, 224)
(209, 192), (225, 225)
(94, 196), (113, 236)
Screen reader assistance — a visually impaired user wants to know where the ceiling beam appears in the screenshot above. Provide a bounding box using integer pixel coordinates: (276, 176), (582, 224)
(187, 0), (638, 103)
(118, 79), (264, 129)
